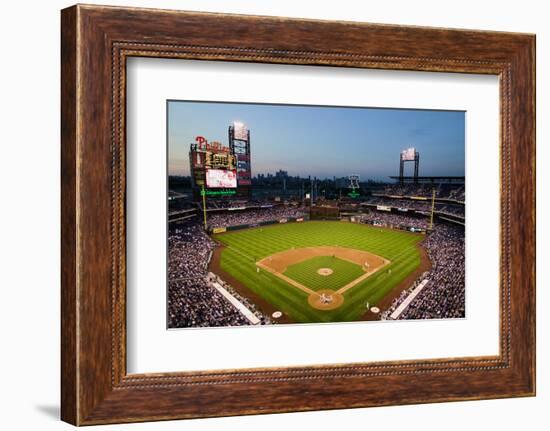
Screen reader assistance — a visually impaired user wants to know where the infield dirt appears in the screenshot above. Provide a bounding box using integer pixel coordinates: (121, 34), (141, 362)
(257, 245), (387, 274)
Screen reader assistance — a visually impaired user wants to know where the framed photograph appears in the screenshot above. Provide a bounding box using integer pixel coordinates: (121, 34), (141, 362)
(61, 4), (535, 425)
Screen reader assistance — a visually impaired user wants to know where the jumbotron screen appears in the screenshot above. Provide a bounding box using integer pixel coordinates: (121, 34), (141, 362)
(205, 169), (237, 188)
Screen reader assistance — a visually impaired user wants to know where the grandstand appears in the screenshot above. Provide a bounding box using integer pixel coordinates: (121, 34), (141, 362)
(167, 221), (272, 328)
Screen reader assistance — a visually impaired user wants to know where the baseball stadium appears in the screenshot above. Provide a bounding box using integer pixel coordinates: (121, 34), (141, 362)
(167, 104), (465, 328)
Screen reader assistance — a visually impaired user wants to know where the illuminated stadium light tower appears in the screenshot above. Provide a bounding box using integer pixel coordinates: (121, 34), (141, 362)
(228, 121), (252, 198)
(399, 147), (420, 184)
(348, 175), (361, 198)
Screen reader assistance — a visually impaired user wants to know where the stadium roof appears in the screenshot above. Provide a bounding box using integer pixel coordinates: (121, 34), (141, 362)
(389, 176), (465, 184)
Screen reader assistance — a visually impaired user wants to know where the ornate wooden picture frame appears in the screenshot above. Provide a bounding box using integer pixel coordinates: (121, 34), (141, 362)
(61, 4), (535, 425)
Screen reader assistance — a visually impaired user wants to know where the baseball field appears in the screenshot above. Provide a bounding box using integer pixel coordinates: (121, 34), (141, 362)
(211, 221), (427, 323)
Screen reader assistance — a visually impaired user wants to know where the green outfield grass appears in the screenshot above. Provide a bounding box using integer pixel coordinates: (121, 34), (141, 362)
(284, 256), (364, 291)
(213, 221), (423, 323)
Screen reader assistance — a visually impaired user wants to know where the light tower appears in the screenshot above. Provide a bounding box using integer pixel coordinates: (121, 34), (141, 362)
(399, 147), (420, 184)
(349, 175), (360, 189)
(228, 121), (252, 197)
(348, 175), (361, 198)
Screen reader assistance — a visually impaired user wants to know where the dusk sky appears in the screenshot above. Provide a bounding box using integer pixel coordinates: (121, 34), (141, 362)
(168, 101), (465, 181)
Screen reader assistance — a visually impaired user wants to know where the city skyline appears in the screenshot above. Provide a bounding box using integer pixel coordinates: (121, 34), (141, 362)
(168, 100), (465, 181)
(170, 168), (396, 183)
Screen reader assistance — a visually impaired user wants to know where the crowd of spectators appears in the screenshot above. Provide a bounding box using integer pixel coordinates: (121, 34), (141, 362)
(207, 273), (271, 325)
(362, 196), (465, 218)
(437, 205), (465, 217)
(447, 186), (465, 201)
(168, 221), (271, 328)
(168, 278), (252, 328)
(358, 211), (430, 230)
(168, 224), (215, 280)
(364, 196), (432, 211)
(381, 223), (465, 320)
(203, 199), (251, 210)
(207, 206), (307, 229)
(202, 199), (284, 210)
(379, 271), (430, 320)
(381, 183), (465, 201)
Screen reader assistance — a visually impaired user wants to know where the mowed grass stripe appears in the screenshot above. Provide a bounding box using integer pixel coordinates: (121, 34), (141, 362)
(215, 221), (423, 323)
(231, 230), (417, 260)
(225, 225), (419, 261)
(343, 252), (420, 307)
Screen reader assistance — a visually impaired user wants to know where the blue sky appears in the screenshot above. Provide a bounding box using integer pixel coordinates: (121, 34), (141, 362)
(168, 101), (465, 181)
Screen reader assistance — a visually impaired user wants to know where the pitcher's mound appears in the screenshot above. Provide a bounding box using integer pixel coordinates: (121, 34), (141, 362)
(317, 268), (334, 276)
(308, 289), (344, 310)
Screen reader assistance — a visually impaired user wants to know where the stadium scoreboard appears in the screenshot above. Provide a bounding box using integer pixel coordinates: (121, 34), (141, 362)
(189, 136), (238, 195)
(189, 125), (252, 199)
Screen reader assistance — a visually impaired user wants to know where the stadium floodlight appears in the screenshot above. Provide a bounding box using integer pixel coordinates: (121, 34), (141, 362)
(233, 121), (249, 141)
(401, 147), (416, 161)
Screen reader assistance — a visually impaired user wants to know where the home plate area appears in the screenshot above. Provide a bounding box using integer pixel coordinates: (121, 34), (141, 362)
(256, 246), (389, 310)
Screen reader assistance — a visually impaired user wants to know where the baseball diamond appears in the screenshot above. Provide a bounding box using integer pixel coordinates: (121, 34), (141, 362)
(211, 221), (425, 323)
(284, 255), (369, 292)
